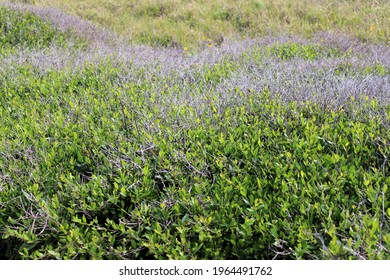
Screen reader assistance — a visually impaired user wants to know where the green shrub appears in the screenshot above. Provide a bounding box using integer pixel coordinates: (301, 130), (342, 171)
(0, 4), (389, 260)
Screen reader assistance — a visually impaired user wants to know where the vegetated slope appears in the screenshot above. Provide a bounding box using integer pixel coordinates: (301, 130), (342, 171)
(0, 5), (390, 260)
(0, 4), (88, 51)
(6, 0), (390, 49)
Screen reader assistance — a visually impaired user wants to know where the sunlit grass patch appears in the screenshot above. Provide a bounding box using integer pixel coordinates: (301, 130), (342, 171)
(7, 0), (389, 49)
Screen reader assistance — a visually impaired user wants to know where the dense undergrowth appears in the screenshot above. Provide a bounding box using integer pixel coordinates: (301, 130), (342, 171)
(0, 5), (390, 259)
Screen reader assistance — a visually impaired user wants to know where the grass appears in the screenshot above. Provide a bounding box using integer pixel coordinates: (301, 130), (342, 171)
(0, 2), (389, 260)
(5, 0), (390, 49)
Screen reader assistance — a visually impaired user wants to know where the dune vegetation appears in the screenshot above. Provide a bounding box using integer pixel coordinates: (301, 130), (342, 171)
(0, 1), (389, 259)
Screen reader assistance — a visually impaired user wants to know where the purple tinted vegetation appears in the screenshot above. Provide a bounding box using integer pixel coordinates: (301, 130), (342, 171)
(1, 3), (389, 112)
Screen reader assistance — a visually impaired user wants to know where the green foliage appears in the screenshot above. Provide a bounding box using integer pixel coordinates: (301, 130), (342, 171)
(0, 6), (86, 51)
(0, 6), (56, 48)
(1, 59), (389, 259)
(267, 42), (343, 61)
(1, 3), (389, 260)
(362, 63), (390, 76)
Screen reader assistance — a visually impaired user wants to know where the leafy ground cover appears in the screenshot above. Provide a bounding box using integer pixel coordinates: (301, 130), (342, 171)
(0, 3), (389, 259)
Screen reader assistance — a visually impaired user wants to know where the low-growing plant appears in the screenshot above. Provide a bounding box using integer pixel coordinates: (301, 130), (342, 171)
(0, 3), (389, 260)
(0, 6), (86, 50)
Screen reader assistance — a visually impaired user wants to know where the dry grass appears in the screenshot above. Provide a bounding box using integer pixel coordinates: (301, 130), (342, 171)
(5, 0), (390, 49)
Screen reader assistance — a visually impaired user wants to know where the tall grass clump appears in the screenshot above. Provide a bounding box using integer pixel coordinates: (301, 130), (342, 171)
(0, 3), (390, 260)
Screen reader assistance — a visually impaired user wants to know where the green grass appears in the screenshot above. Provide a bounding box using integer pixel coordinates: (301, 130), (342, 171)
(0, 3), (389, 260)
(7, 0), (390, 49)
(0, 4), (87, 52)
